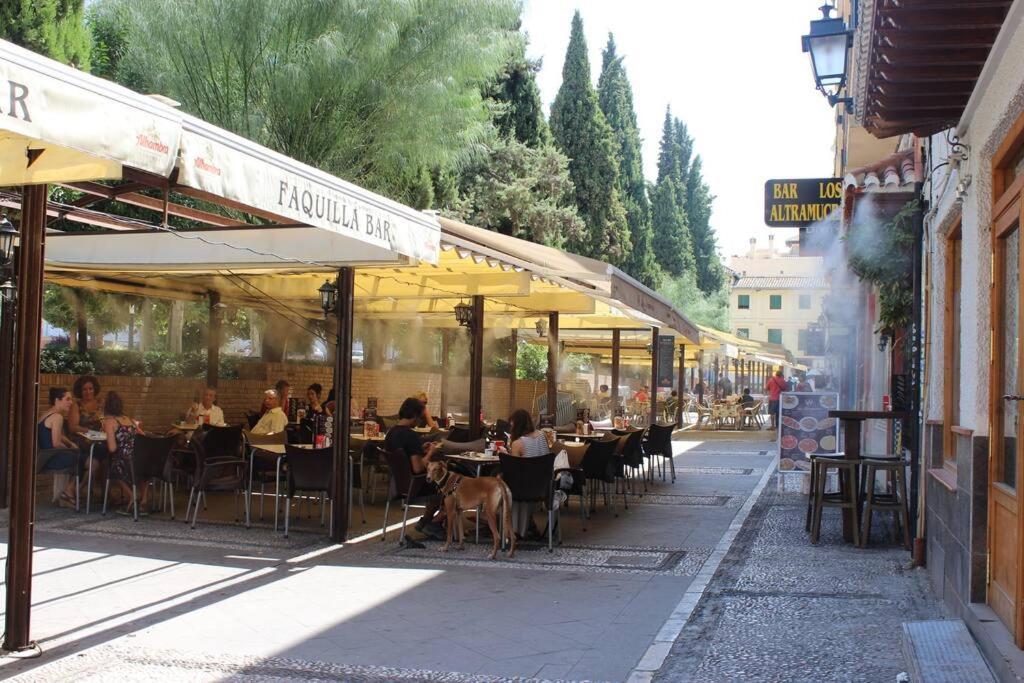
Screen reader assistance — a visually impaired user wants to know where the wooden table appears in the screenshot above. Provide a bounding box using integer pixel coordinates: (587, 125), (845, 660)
(828, 410), (910, 542)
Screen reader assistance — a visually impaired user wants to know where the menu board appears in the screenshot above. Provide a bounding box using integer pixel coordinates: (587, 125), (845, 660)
(576, 407), (590, 423)
(777, 392), (839, 465)
(656, 335), (675, 388)
(538, 413), (556, 429)
(365, 396), (378, 419)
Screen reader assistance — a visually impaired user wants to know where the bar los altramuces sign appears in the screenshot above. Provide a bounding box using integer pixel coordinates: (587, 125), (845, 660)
(764, 178), (842, 227)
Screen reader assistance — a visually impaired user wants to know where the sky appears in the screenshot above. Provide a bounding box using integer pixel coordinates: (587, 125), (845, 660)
(521, 0), (837, 259)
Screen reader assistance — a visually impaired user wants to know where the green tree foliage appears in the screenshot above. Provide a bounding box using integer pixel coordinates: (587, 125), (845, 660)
(487, 48), (550, 149)
(103, 0), (519, 207)
(598, 34), (658, 288)
(847, 199), (919, 331)
(0, 0), (91, 68)
(685, 156), (724, 294)
(549, 11), (630, 266)
(658, 272), (729, 332)
(650, 179), (693, 277)
(450, 135), (583, 248)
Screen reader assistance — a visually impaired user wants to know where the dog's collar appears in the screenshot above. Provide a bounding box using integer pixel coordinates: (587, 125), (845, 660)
(438, 470), (461, 497)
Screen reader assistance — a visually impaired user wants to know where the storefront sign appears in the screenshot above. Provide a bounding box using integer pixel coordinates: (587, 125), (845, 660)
(777, 392), (840, 465)
(657, 335), (675, 388)
(764, 178), (842, 227)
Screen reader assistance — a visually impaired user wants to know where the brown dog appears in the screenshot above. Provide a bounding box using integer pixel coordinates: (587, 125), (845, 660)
(425, 460), (516, 560)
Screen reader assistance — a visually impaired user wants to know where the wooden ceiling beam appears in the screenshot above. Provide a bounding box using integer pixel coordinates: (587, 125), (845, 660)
(871, 82), (974, 97)
(874, 48), (991, 67)
(873, 63), (987, 81)
(878, 6), (1009, 30)
(876, 28), (1000, 49)
(58, 181), (248, 228)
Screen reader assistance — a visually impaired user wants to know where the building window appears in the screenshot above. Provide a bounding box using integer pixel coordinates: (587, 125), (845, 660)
(737, 294), (750, 309)
(767, 329), (783, 345)
(737, 328), (749, 339)
(799, 294), (811, 309)
(798, 329), (808, 351)
(770, 295), (782, 310)
(943, 222), (962, 466)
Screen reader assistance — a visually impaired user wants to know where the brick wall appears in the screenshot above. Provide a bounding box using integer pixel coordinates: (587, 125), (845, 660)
(40, 364), (549, 429)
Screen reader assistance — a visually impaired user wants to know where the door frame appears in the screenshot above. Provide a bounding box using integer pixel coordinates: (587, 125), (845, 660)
(988, 108), (1024, 648)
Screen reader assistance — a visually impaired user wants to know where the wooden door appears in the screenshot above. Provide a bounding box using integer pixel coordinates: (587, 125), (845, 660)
(990, 192), (1024, 645)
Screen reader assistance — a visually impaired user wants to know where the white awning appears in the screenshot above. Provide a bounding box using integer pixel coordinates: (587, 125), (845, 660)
(0, 39), (181, 184)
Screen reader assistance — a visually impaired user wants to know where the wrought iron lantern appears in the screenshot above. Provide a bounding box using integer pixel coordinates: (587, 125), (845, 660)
(0, 279), (15, 303)
(535, 319), (547, 337)
(877, 332), (890, 353)
(801, 3), (853, 107)
(454, 301), (474, 328)
(318, 280), (338, 317)
(0, 214), (17, 266)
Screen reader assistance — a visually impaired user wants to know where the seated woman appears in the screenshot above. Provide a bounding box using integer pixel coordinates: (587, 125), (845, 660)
(103, 391), (145, 513)
(413, 391), (439, 430)
(68, 374), (102, 437)
(306, 383), (325, 415)
(507, 409), (549, 540)
(38, 387), (94, 508)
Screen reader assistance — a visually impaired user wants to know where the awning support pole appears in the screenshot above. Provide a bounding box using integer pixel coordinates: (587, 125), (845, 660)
(4, 184), (47, 652)
(0, 272), (14, 508)
(508, 328), (517, 416)
(207, 290), (221, 389)
(469, 296), (484, 439)
(611, 329), (620, 414)
(330, 267), (354, 542)
(677, 344), (686, 425)
(697, 351), (704, 405)
(547, 312), (559, 423)
(650, 327), (659, 426)
(440, 330), (451, 416)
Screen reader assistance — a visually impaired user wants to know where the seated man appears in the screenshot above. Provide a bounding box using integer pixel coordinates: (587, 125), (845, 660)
(252, 389), (288, 435)
(187, 386), (224, 426)
(383, 397), (444, 546)
(740, 388), (755, 407)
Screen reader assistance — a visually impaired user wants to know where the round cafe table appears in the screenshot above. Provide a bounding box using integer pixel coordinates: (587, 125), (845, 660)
(555, 432), (605, 441)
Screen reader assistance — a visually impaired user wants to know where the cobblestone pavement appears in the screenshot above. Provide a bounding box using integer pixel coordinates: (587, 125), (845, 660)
(1, 437), (775, 682)
(653, 475), (947, 683)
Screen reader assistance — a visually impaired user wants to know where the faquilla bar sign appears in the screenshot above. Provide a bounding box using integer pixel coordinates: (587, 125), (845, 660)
(764, 178), (842, 227)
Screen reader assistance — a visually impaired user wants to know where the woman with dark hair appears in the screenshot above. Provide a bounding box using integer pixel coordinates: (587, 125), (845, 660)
(306, 383), (325, 415)
(507, 409), (550, 539)
(68, 375), (102, 435)
(38, 387), (92, 507)
(103, 391), (145, 512)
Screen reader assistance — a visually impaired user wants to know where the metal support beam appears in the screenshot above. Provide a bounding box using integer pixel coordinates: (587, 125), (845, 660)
(330, 267), (354, 542)
(469, 295), (485, 439)
(206, 291), (221, 389)
(4, 184), (47, 651)
(650, 327), (659, 426)
(508, 328), (517, 416)
(0, 294), (14, 508)
(677, 344), (686, 425)
(547, 312), (559, 423)
(439, 329), (452, 416)
(611, 329), (620, 414)
(697, 351), (705, 405)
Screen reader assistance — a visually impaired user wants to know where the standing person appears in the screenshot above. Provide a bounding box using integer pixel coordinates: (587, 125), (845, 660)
(795, 374), (813, 392)
(68, 375), (103, 436)
(103, 391), (144, 513)
(507, 409), (549, 540)
(38, 387), (94, 507)
(383, 397), (443, 546)
(765, 371), (788, 430)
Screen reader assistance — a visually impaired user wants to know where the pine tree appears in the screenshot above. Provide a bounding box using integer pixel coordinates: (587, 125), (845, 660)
(0, 0), (91, 69)
(598, 33), (658, 288)
(686, 155), (724, 293)
(651, 178), (694, 277)
(488, 49), (550, 148)
(550, 11), (630, 265)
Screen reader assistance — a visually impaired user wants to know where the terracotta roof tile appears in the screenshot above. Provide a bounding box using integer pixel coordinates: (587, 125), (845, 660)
(733, 276), (828, 290)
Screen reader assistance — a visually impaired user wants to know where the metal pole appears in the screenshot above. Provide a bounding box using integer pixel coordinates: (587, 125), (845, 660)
(0, 294), (14, 508)
(546, 312), (559, 423)
(508, 328), (517, 417)
(439, 329), (451, 416)
(650, 327), (659, 425)
(5, 184), (47, 651)
(677, 344), (686, 425)
(908, 191), (925, 544)
(330, 267), (354, 541)
(611, 329), (620, 413)
(206, 291), (221, 389)
(697, 351), (705, 405)
(468, 296), (484, 439)
(73, 289), (87, 353)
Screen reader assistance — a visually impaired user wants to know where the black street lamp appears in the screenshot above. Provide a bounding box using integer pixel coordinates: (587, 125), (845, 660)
(454, 301), (474, 328)
(318, 280), (338, 317)
(0, 215), (16, 266)
(801, 3), (853, 108)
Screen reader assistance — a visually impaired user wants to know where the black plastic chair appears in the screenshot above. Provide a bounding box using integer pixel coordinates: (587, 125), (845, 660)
(612, 428), (647, 502)
(498, 452), (557, 551)
(579, 437), (620, 518)
(245, 412), (261, 430)
(446, 426), (473, 443)
(379, 447), (434, 545)
(283, 445), (333, 537)
(186, 428), (249, 529)
(644, 422), (677, 483)
(126, 434), (177, 521)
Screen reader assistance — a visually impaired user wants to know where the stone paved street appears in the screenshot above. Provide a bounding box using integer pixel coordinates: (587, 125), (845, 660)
(1, 436), (774, 682)
(653, 472), (947, 682)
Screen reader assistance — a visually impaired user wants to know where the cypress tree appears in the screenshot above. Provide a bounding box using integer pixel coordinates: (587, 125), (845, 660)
(650, 178), (694, 277)
(0, 0), (91, 69)
(598, 33), (658, 288)
(686, 155), (724, 293)
(550, 11), (630, 265)
(656, 107), (679, 184)
(489, 50), (550, 148)
(673, 118), (693, 205)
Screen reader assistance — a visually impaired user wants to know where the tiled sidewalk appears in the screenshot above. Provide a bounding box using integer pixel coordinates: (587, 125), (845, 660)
(1, 437), (775, 682)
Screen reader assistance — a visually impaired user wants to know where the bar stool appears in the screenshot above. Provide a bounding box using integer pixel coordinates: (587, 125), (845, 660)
(809, 455), (860, 546)
(859, 456), (911, 549)
(805, 453), (846, 531)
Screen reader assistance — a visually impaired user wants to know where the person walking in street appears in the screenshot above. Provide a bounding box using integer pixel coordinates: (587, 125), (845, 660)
(765, 371), (787, 430)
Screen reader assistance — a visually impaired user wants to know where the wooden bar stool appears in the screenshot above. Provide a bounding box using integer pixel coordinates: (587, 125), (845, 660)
(810, 455), (860, 546)
(859, 456), (911, 549)
(805, 453), (846, 531)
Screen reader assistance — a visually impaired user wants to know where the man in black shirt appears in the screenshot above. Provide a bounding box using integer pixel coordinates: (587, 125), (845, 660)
(383, 397), (444, 546)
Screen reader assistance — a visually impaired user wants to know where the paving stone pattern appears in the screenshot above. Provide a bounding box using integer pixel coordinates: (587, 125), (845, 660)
(653, 477), (946, 683)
